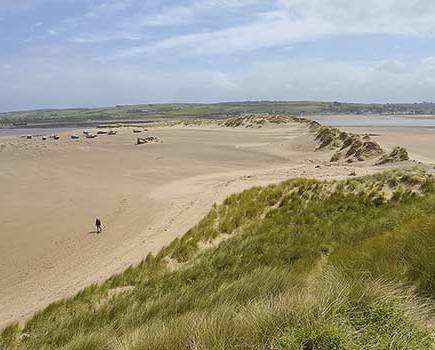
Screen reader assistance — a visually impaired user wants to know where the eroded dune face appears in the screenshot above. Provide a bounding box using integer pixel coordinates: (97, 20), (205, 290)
(218, 114), (415, 165)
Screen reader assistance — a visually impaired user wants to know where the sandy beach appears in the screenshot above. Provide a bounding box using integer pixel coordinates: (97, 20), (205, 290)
(0, 121), (434, 328)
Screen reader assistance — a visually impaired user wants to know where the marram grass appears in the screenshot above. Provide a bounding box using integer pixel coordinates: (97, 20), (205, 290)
(1, 167), (435, 349)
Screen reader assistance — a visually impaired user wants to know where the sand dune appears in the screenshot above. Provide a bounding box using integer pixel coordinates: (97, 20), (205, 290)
(0, 122), (426, 327)
(341, 126), (435, 165)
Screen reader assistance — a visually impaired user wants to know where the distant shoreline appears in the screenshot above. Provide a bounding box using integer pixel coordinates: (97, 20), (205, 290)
(2, 115), (435, 137)
(0, 119), (159, 130)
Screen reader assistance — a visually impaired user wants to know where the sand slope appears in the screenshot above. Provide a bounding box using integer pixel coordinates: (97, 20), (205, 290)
(0, 124), (400, 327)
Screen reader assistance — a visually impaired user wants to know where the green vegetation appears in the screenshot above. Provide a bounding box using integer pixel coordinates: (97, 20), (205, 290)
(220, 114), (294, 127)
(1, 101), (435, 125)
(376, 147), (410, 165)
(2, 168), (435, 349)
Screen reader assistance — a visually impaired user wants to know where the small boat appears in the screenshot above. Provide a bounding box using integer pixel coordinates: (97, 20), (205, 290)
(97, 130), (108, 135)
(26, 135), (32, 139)
(108, 130), (117, 135)
(53, 135), (60, 140)
(133, 129), (142, 133)
(86, 133), (97, 139)
(13, 122), (27, 127)
(71, 135), (80, 140)
(42, 136), (47, 141)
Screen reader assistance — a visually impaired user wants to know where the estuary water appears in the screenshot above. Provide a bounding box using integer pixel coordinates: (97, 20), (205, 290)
(312, 115), (435, 129)
(0, 127), (86, 138)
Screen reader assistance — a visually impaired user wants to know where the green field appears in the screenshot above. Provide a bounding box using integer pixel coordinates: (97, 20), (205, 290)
(2, 168), (435, 349)
(1, 101), (435, 125)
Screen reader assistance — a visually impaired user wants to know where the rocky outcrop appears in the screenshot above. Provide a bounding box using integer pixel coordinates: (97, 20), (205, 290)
(137, 136), (160, 145)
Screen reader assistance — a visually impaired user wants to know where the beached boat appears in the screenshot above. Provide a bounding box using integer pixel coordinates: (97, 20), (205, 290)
(13, 122), (27, 127)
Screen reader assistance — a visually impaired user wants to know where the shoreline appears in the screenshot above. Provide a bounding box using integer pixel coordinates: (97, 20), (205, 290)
(2, 113), (435, 136)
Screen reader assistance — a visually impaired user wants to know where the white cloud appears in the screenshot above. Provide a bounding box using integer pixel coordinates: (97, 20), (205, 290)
(116, 0), (435, 57)
(83, 0), (133, 18)
(422, 56), (435, 67)
(70, 32), (142, 44)
(128, 0), (263, 27)
(3, 0), (435, 110)
(232, 56), (435, 102)
(376, 60), (409, 74)
(47, 29), (58, 36)
(2, 56), (435, 112)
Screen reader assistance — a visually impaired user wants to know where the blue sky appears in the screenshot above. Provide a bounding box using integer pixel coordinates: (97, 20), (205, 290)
(1, 0), (435, 112)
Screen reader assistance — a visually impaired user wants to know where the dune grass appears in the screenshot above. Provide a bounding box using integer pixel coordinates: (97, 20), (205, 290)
(1, 167), (435, 349)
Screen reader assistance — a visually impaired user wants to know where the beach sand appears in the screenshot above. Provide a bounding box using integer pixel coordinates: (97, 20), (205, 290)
(0, 122), (432, 328)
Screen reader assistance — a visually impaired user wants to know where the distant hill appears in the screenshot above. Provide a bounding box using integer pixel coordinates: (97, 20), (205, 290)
(1, 101), (435, 125)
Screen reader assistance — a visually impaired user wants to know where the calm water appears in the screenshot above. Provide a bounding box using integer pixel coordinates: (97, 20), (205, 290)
(312, 115), (435, 129)
(0, 127), (86, 137)
(1, 116), (435, 137)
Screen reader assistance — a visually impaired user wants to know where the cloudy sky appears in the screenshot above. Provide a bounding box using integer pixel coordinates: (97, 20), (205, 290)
(1, 0), (435, 111)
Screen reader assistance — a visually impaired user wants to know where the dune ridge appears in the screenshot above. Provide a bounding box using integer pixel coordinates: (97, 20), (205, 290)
(218, 114), (411, 165)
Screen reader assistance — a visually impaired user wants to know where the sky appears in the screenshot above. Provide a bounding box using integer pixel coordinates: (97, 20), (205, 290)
(1, 0), (435, 112)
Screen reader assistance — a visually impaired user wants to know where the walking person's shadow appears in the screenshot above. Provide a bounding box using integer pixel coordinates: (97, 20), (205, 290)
(88, 227), (104, 234)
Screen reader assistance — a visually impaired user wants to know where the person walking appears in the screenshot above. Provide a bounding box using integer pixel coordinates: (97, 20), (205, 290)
(96, 218), (102, 234)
